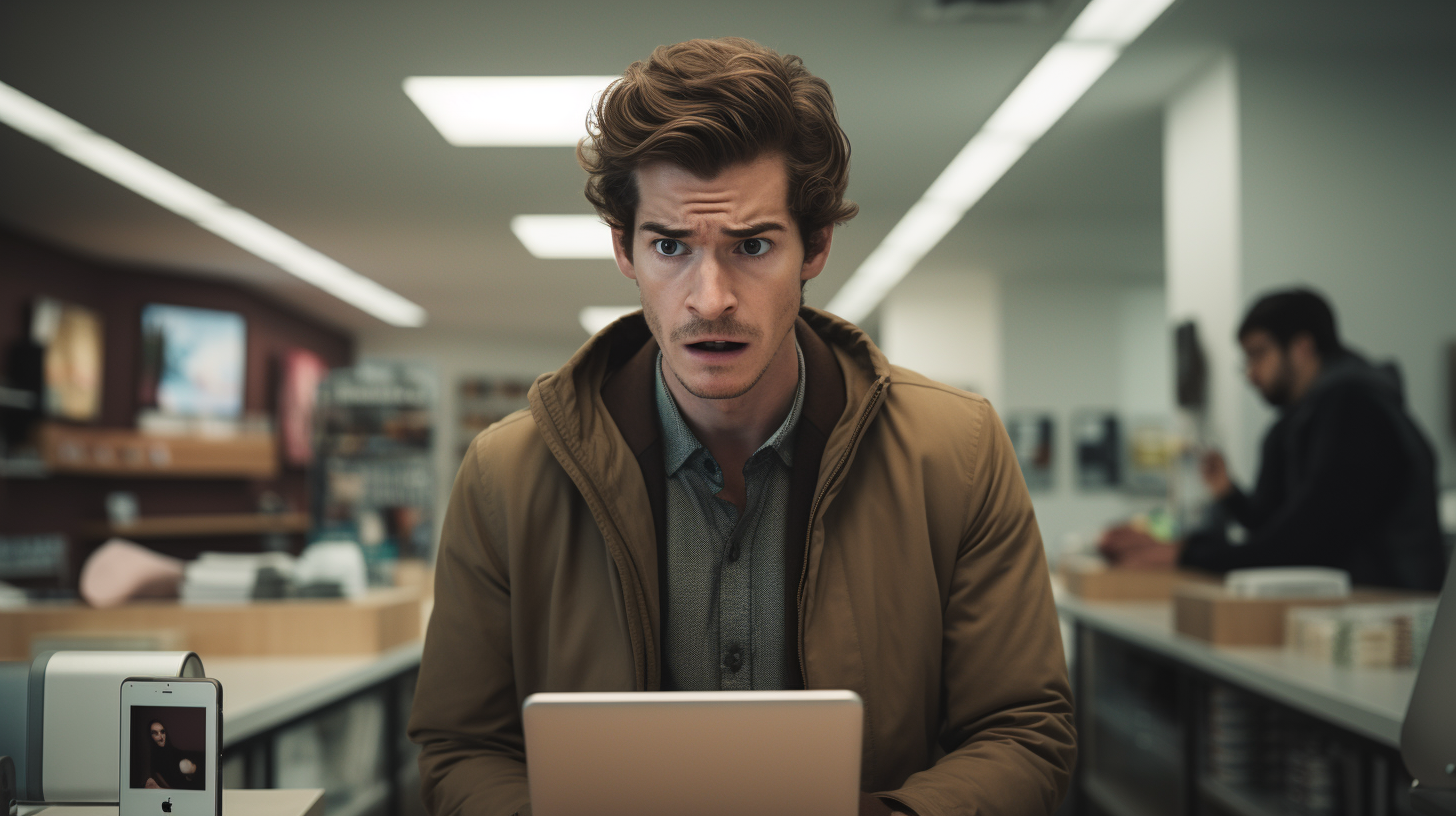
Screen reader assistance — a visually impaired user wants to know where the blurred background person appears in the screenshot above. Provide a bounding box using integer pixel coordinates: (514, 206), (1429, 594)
(1100, 288), (1446, 590)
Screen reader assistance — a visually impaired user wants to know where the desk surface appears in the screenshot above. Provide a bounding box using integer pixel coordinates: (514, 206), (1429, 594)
(1057, 593), (1416, 747)
(210, 641), (424, 746)
(20, 789), (324, 816)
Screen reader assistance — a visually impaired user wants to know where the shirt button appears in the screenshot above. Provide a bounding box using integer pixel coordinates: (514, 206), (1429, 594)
(723, 645), (743, 673)
(703, 459), (719, 476)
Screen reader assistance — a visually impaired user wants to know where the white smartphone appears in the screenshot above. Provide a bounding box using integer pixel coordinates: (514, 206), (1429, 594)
(118, 677), (223, 816)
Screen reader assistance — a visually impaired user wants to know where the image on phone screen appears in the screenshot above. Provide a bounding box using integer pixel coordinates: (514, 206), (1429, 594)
(128, 706), (207, 791)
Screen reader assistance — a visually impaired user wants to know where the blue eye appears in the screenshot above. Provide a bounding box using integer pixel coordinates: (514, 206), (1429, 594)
(739, 238), (771, 257)
(654, 239), (688, 257)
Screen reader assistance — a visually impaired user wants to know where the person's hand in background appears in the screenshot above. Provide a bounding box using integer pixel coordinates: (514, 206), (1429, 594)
(1200, 450), (1233, 499)
(1098, 525), (1180, 569)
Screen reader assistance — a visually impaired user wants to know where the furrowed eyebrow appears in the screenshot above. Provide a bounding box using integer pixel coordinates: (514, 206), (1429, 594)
(638, 222), (692, 239)
(722, 222), (785, 239)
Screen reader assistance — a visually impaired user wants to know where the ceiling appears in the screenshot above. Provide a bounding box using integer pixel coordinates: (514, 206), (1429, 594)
(1, 0), (1452, 346)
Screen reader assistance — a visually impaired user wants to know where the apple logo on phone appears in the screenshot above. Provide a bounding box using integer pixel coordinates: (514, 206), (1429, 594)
(162, 798), (172, 813)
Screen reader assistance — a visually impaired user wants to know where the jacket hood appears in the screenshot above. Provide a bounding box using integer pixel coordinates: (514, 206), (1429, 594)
(1307, 349), (1406, 409)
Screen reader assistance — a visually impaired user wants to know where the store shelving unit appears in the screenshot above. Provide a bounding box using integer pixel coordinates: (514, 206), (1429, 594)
(81, 512), (310, 539)
(1062, 595), (1424, 816)
(37, 422), (279, 478)
(217, 644), (424, 816)
(313, 363), (436, 562)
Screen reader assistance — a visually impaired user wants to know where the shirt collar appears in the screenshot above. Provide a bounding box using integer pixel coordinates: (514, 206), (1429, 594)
(655, 340), (806, 477)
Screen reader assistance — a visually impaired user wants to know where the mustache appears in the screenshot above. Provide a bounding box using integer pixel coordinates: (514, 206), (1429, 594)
(669, 316), (761, 344)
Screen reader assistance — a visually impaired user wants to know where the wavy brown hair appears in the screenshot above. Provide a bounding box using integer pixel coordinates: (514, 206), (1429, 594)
(578, 37), (858, 261)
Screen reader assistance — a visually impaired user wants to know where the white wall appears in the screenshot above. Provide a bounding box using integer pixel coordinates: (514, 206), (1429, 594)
(1001, 280), (1173, 555)
(1163, 53), (1251, 474)
(880, 270), (1003, 407)
(356, 327), (583, 540)
(883, 270), (1172, 553)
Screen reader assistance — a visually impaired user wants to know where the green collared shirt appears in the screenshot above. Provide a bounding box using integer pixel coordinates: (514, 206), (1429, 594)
(655, 343), (806, 690)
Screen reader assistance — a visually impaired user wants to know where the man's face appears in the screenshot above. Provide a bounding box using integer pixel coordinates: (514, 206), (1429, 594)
(150, 722), (166, 747)
(1241, 329), (1294, 406)
(613, 154), (830, 401)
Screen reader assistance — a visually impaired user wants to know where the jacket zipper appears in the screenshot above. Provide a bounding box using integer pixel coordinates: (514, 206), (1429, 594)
(796, 376), (887, 686)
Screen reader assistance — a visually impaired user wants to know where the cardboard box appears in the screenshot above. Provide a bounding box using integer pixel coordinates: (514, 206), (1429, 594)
(0, 588), (421, 660)
(1060, 557), (1214, 601)
(1172, 583), (1435, 647)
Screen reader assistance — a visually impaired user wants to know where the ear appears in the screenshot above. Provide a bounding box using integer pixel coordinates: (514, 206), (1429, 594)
(1290, 332), (1318, 363)
(612, 228), (637, 281)
(799, 226), (834, 283)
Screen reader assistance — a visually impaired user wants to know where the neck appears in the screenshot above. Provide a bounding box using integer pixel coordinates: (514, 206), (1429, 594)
(663, 327), (799, 465)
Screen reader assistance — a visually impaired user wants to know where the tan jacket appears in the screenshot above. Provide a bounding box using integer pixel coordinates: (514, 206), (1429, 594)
(409, 308), (1076, 816)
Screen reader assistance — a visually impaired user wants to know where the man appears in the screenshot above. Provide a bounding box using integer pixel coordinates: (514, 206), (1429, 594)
(409, 37), (1075, 816)
(142, 719), (202, 790)
(1101, 289), (1445, 590)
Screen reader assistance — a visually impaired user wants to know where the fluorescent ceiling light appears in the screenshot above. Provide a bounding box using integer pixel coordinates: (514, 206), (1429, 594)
(1066, 0), (1177, 44)
(0, 80), (426, 327)
(922, 133), (1032, 211)
(981, 43), (1119, 141)
(826, 0), (1175, 324)
(579, 306), (637, 336)
(404, 76), (617, 147)
(511, 214), (615, 259)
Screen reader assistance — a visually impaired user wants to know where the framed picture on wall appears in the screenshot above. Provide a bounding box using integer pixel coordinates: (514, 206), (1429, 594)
(1005, 412), (1054, 491)
(1073, 410), (1121, 490)
(138, 304), (246, 419)
(278, 348), (329, 467)
(32, 296), (104, 422)
(1124, 418), (1176, 496)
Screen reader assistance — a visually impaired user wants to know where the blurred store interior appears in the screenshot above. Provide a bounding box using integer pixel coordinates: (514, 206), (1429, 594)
(1, 0), (1454, 814)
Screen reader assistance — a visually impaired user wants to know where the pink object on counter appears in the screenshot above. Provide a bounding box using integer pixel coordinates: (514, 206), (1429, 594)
(79, 538), (184, 608)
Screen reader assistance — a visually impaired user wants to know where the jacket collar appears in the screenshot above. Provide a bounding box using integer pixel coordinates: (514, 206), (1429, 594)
(571, 306), (886, 467)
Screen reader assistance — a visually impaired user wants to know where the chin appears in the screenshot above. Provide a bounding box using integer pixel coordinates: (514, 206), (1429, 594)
(679, 372), (757, 401)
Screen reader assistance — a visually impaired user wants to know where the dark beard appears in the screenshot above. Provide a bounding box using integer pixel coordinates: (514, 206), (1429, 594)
(1259, 359), (1295, 407)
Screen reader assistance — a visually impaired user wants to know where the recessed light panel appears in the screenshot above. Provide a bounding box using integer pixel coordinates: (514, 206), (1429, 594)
(404, 76), (617, 147)
(511, 215), (615, 259)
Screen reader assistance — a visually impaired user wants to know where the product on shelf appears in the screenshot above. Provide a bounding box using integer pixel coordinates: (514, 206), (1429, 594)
(1286, 601), (1439, 669)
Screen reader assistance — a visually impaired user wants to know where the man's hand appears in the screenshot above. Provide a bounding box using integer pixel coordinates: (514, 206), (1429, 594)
(144, 779), (160, 790)
(1200, 450), (1233, 499)
(179, 759), (197, 776)
(1097, 525), (1180, 569)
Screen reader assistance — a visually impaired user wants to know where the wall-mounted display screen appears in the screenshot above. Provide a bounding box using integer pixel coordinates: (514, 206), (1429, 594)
(139, 304), (246, 419)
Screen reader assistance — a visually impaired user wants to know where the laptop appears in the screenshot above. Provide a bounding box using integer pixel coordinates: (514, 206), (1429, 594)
(523, 689), (863, 816)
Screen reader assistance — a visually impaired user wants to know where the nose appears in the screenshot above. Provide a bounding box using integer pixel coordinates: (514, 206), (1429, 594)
(684, 252), (736, 321)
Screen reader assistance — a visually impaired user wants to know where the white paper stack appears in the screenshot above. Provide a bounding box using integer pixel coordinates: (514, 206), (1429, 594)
(1225, 567), (1351, 599)
(180, 551), (295, 604)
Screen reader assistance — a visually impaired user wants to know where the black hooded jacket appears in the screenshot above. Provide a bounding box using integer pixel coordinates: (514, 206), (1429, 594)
(1181, 351), (1446, 590)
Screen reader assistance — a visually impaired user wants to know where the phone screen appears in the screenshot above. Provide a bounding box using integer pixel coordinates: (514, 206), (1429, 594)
(128, 706), (208, 791)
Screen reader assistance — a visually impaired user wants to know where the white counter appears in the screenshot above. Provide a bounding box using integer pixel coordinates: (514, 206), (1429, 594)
(20, 789), (324, 816)
(1056, 594), (1416, 747)
(208, 641), (424, 746)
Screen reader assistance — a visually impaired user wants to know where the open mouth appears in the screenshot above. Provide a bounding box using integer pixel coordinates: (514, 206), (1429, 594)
(688, 341), (747, 352)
